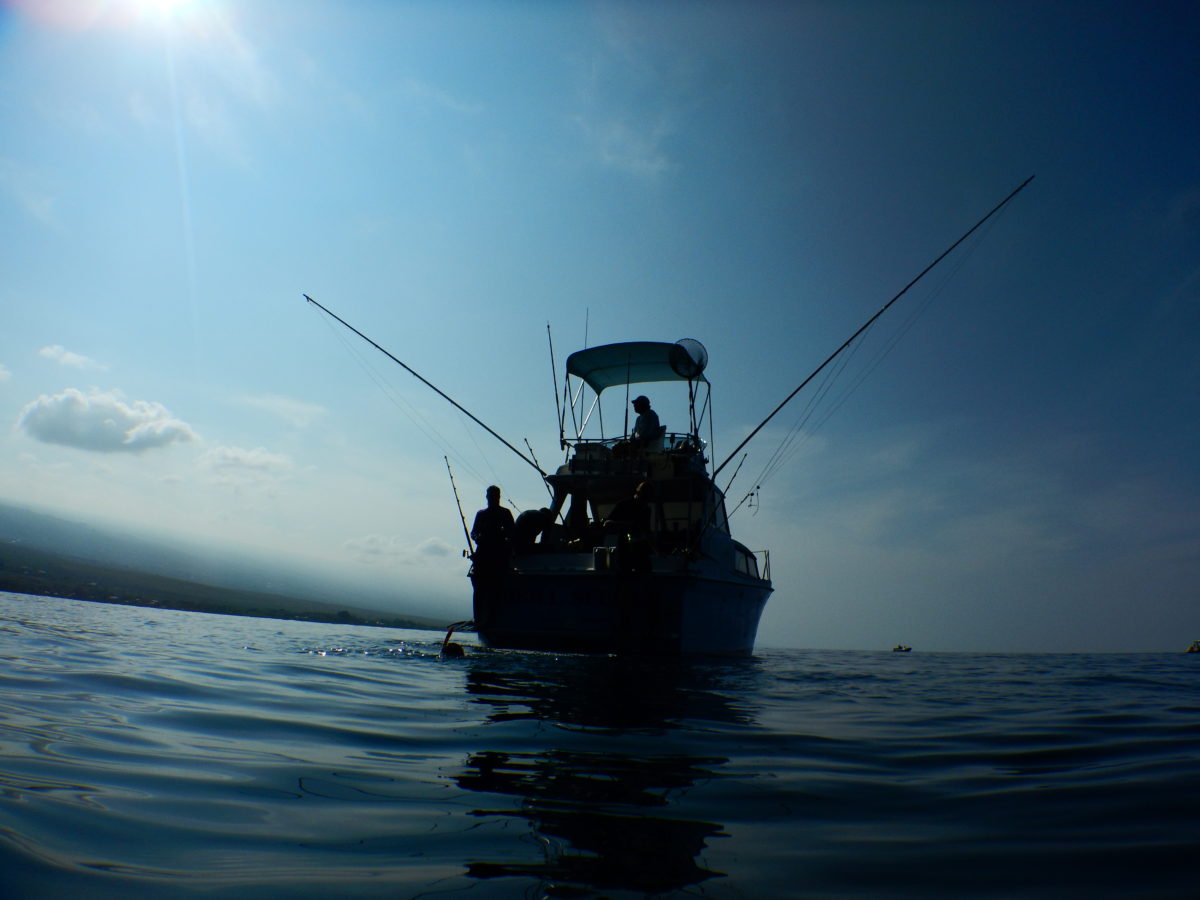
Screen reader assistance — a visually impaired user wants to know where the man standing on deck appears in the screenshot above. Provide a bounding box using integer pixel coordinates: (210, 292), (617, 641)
(471, 485), (515, 574)
(604, 481), (653, 573)
(630, 395), (662, 449)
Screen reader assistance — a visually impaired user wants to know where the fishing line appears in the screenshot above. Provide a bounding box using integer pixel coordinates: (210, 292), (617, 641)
(313, 311), (493, 487)
(801, 210), (1006, 444)
(713, 175), (1034, 485)
(749, 321), (873, 490)
(729, 201), (1017, 518)
(305, 294), (545, 479)
(452, 407), (504, 491)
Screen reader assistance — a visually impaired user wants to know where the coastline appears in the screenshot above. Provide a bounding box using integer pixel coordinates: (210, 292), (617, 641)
(0, 541), (441, 630)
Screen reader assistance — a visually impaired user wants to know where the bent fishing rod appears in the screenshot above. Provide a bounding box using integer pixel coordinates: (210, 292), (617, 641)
(712, 175), (1035, 480)
(445, 456), (475, 556)
(304, 294), (547, 478)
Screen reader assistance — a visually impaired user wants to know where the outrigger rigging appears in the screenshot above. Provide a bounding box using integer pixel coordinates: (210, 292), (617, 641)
(303, 293), (546, 479)
(305, 176), (1034, 655)
(307, 175), (1033, 494)
(713, 174), (1035, 479)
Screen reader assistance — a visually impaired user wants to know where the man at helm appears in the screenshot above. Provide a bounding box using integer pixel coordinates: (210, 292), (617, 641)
(629, 395), (662, 449)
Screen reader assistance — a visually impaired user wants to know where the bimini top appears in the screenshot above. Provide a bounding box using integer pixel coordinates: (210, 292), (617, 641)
(566, 340), (709, 395)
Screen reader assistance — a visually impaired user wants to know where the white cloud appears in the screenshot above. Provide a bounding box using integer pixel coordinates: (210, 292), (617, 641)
(568, 13), (689, 178)
(207, 12), (277, 109)
(109, 5), (275, 167)
(0, 157), (58, 227)
(200, 445), (292, 482)
(39, 344), (106, 371)
(398, 77), (482, 115)
(17, 387), (198, 453)
(202, 445), (290, 470)
(127, 91), (157, 128)
(184, 90), (251, 168)
(236, 393), (326, 428)
(573, 115), (673, 177)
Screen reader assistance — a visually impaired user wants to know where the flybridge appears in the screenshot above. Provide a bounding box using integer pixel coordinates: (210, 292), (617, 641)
(560, 339), (712, 452)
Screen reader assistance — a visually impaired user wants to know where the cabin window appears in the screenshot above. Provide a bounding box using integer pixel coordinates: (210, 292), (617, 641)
(734, 544), (760, 579)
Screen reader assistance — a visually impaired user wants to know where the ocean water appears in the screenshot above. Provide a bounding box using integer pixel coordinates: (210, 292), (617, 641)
(0, 592), (1196, 899)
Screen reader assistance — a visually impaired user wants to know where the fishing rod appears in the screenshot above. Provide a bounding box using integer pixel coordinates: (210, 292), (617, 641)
(525, 439), (555, 501)
(721, 453), (749, 498)
(712, 175), (1035, 479)
(445, 456), (475, 557)
(305, 294), (546, 478)
(548, 323), (564, 449)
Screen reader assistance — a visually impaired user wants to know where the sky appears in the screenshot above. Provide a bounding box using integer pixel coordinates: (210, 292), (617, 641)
(1, 0), (1197, 651)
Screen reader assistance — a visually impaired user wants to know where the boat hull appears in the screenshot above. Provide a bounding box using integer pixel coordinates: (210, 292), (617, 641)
(471, 569), (771, 656)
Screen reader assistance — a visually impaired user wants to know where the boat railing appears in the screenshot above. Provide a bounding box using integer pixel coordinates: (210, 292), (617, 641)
(569, 433), (704, 454)
(564, 433), (707, 477)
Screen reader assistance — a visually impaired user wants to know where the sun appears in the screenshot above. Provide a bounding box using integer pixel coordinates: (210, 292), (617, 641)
(130, 0), (194, 19)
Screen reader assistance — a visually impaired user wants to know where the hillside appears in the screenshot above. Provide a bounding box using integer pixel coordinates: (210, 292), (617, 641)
(0, 541), (444, 630)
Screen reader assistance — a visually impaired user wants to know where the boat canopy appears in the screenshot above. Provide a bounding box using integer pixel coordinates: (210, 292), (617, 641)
(566, 340), (708, 395)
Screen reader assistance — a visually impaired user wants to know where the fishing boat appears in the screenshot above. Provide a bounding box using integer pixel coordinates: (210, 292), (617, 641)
(468, 339), (772, 656)
(306, 176), (1033, 658)
(1187, 640), (1200, 654)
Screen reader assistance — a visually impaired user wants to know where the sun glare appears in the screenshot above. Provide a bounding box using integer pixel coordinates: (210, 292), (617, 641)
(130, 0), (194, 22)
(9, 0), (204, 31)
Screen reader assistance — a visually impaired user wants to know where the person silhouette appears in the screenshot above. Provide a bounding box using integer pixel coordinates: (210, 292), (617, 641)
(471, 485), (515, 573)
(630, 396), (663, 450)
(604, 481), (653, 573)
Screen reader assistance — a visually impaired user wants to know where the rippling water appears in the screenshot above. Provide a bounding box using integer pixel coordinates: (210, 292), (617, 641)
(1, 591), (1196, 898)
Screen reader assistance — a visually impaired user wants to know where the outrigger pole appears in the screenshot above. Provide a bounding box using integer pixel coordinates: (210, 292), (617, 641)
(305, 294), (547, 478)
(712, 175), (1035, 480)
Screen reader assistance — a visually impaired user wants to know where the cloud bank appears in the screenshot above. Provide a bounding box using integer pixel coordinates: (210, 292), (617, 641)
(343, 534), (455, 567)
(39, 344), (105, 370)
(236, 394), (326, 428)
(202, 445), (292, 472)
(18, 388), (197, 453)
(199, 445), (293, 491)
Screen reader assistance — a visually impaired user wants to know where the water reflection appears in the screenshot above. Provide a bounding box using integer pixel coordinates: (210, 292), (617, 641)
(460, 749), (728, 892)
(454, 654), (758, 895)
(464, 652), (758, 731)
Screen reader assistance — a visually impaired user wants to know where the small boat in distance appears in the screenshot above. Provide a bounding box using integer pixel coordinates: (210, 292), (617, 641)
(1187, 640), (1200, 653)
(892, 645), (912, 652)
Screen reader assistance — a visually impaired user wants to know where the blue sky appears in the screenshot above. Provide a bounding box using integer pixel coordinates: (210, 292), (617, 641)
(2, 0), (1197, 651)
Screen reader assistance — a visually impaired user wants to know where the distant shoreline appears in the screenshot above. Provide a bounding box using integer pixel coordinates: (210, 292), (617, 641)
(0, 542), (444, 631)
